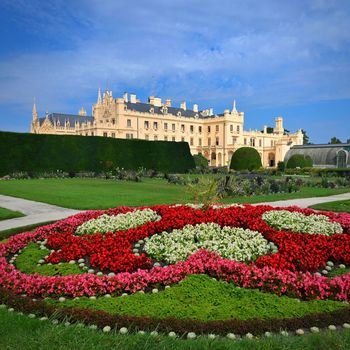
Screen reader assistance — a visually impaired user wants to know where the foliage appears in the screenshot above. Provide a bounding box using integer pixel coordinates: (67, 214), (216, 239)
(185, 177), (220, 209)
(193, 153), (209, 168)
(301, 129), (311, 145)
(329, 137), (342, 144)
(310, 200), (350, 213)
(286, 154), (313, 169)
(230, 147), (262, 171)
(0, 131), (195, 175)
(49, 274), (345, 321)
(277, 161), (285, 172)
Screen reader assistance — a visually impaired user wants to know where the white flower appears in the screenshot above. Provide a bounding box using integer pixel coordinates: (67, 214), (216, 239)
(328, 325), (337, 331)
(208, 334), (216, 339)
(310, 326), (319, 333)
(168, 331), (177, 338)
(75, 209), (161, 235)
(150, 331), (158, 336)
(262, 210), (343, 236)
(245, 333), (254, 339)
(145, 223), (272, 264)
(226, 333), (236, 339)
(58, 297), (66, 302)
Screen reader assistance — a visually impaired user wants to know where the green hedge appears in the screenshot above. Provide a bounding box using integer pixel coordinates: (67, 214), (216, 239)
(230, 147), (262, 171)
(0, 132), (195, 175)
(286, 154), (313, 169)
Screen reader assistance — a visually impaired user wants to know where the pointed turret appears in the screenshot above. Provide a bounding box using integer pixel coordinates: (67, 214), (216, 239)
(97, 88), (102, 104)
(31, 98), (39, 133)
(232, 99), (237, 113)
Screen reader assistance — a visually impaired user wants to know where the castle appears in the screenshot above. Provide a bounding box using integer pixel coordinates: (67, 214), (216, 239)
(31, 90), (303, 167)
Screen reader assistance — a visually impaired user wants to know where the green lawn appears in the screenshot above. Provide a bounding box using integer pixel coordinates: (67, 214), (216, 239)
(310, 200), (350, 213)
(1, 308), (350, 350)
(0, 178), (349, 209)
(0, 207), (24, 221)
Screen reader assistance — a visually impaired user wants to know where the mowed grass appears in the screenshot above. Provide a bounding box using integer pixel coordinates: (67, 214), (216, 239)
(0, 178), (349, 209)
(1, 308), (350, 350)
(0, 207), (24, 221)
(310, 200), (350, 213)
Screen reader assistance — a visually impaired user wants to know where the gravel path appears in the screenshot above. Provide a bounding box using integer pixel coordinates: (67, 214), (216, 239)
(0, 192), (349, 231)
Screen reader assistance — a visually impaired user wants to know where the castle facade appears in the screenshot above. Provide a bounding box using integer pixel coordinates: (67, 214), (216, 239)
(31, 90), (303, 167)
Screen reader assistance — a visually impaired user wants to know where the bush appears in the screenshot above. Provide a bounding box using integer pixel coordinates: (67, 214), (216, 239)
(230, 147), (262, 171)
(286, 154), (313, 169)
(0, 131), (195, 175)
(193, 153), (209, 168)
(277, 161), (285, 172)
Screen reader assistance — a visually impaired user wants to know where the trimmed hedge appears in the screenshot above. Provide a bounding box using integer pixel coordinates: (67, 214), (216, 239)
(230, 147), (262, 171)
(286, 154), (313, 169)
(0, 132), (195, 175)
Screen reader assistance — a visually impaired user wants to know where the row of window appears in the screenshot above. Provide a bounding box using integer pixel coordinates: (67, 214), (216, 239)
(242, 138), (276, 147)
(127, 119), (241, 134)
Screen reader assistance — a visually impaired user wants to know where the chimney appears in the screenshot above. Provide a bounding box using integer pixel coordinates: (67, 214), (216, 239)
(180, 101), (186, 110)
(130, 94), (137, 103)
(209, 108), (214, 116)
(148, 96), (155, 105)
(193, 104), (198, 112)
(263, 125), (267, 133)
(123, 92), (128, 102)
(153, 97), (162, 107)
(165, 98), (171, 107)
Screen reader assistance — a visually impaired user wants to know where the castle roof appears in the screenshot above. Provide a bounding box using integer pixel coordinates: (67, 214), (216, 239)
(38, 113), (93, 126)
(125, 101), (216, 119)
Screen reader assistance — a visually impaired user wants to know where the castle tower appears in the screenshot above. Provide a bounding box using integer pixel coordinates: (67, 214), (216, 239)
(274, 116), (284, 135)
(31, 98), (39, 133)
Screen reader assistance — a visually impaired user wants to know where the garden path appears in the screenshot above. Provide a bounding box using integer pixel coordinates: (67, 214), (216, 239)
(0, 192), (349, 231)
(258, 192), (350, 208)
(0, 194), (81, 231)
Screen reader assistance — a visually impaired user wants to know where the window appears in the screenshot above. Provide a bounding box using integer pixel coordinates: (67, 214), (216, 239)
(271, 140), (273, 147)
(144, 121), (149, 129)
(164, 136), (168, 141)
(145, 134), (149, 140)
(172, 136), (176, 141)
(190, 137), (194, 146)
(232, 137), (236, 144)
(216, 125), (219, 132)
(154, 135), (158, 141)
(244, 138), (247, 145)
(91, 132), (94, 136)
(337, 150), (347, 168)
(111, 133), (116, 138)
(199, 138), (202, 146)
(190, 125), (194, 133)
(199, 126), (202, 133)
(237, 125), (240, 133)
(103, 132), (107, 137)
(112, 119), (115, 125)
(208, 137), (211, 146)
(208, 126), (211, 133)
(85, 133), (88, 136)
(250, 138), (255, 147)
(126, 133), (133, 139)
(172, 123), (176, 131)
(181, 137), (185, 142)
(181, 124), (185, 132)
(216, 137), (219, 146)
(230, 124), (233, 132)
(164, 122), (168, 130)
(127, 119), (131, 127)
(259, 139), (262, 147)
(153, 122), (158, 130)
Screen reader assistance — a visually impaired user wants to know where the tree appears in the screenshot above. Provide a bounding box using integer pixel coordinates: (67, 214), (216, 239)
(346, 138), (350, 144)
(301, 129), (311, 145)
(286, 154), (313, 169)
(329, 137), (342, 144)
(193, 153), (209, 168)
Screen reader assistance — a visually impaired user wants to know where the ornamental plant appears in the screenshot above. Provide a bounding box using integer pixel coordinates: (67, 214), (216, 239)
(144, 223), (272, 264)
(262, 210), (343, 236)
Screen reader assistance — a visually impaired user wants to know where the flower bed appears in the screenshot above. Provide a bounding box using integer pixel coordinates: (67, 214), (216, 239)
(1, 204), (350, 336)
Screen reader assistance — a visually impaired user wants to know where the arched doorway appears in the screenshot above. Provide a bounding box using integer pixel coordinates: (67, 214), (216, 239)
(211, 152), (216, 166)
(217, 153), (222, 167)
(268, 153), (275, 167)
(337, 150), (347, 168)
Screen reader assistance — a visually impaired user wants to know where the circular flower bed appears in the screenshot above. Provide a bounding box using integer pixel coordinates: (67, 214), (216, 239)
(1, 204), (350, 337)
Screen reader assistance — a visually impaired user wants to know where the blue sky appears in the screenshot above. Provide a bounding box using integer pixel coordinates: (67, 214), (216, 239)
(0, 0), (349, 143)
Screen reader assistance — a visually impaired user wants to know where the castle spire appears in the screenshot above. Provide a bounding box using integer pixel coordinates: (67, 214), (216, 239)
(97, 87), (102, 104)
(232, 99), (237, 113)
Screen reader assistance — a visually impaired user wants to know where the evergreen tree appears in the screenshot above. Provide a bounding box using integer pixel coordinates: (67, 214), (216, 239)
(329, 137), (342, 144)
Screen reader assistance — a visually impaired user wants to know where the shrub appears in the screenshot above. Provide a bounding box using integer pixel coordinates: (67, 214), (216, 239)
(230, 147), (262, 171)
(277, 161), (285, 172)
(286, 154), (313, 169)
(193, 153), (209, 168)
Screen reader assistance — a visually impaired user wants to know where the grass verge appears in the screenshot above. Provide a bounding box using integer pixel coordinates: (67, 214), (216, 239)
(309, 200), (350, 213)
(0, 207), (24, 221)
